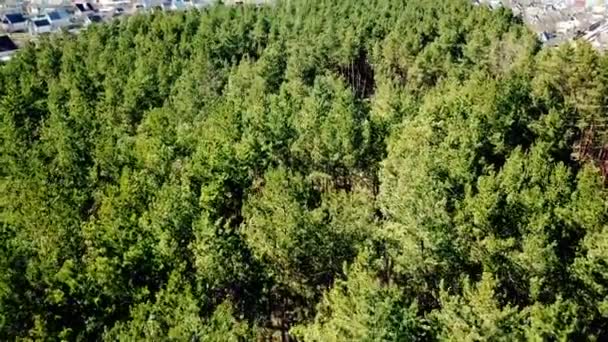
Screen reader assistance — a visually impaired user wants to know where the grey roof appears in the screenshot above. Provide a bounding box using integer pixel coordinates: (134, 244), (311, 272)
(0, 35), (18, 52)
(5, 13), (26, 24)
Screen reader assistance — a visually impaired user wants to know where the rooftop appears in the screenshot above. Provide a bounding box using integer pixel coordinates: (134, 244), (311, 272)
(48, 10), (69, 20)
(88, 14), (103, 23)
(33, 19), (50, 27)
(0, 35), (18, 52)
(4, 13), (26, 23)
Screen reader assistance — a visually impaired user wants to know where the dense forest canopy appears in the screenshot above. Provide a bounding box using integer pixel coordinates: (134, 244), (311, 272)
(2, 0), (608, 340)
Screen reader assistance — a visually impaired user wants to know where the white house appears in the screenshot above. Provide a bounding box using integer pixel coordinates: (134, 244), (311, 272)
(538, 31), (555, 43)
(1, 13), (28, 33)
(103, 7), (126, 18)
(98, 7), (115, 15)
(29, 18), (52, 35)
(46, 10), (71, 30)
(74, 3), (89, 15)
(74, 2), (95, 16)
(0, 35), (18, 62)
(25, 0), (70, 14)
(25, 4), (42, 16)
(96, 0), (130, 7)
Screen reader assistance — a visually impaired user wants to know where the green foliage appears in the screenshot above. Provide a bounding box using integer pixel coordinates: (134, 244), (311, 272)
(434, 273), (527, 341)
(292, 256), (426, 342)
(2, 0), (608, 340)
(243, 167), (372, 299)
(104, 270), (255, 341)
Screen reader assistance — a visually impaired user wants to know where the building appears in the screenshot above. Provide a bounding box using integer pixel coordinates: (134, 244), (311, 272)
(84, 13), (103, 26)
(0, 35), (19, 61)
(539, 30), (559, 42)
(24, 1), (69, 15)
(74, 2), (95, 16)
(1, 13), (28, 32)
(46, 10), (71, 30)
(99, 6), (126, 17)
(74, 3), (88, 15)
(29, 18), (52, 34)
(96, 0), (130, 7)
(25, 4), (43, 16)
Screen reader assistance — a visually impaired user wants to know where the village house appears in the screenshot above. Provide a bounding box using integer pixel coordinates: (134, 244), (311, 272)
(84, 14), (104, 26)
(2, 13), (28, 33)
(46, 10), (72, 30)
(29, 18), (52, 35)
(74, 2), (96, 16)
(0, 35), (19, 62)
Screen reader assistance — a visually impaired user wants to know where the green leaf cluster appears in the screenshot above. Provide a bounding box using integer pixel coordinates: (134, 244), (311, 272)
(2, 0), (608, 340)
